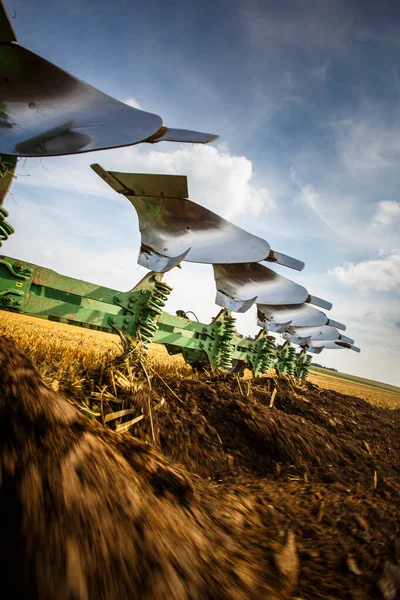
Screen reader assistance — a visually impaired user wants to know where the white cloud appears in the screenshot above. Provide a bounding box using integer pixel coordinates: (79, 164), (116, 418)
(329, 248), (400, 294)
(124, 97), (142, 110)
(331, 110), (400, 177)
(131, 143), (274, 219)
(14, 143), (274, 221)
(372, 200), (400, 228)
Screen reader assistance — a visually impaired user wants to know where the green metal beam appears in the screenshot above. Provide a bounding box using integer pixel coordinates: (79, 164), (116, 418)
(0, 254), (311, 378)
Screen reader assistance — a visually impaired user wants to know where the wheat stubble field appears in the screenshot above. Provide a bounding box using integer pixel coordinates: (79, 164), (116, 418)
(1, 311), (398, 409)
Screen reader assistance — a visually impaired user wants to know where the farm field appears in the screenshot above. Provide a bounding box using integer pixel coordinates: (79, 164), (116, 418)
(308, 367), (400, 410)
(1, 309), (400, 599)
(1, 311), (398, 408)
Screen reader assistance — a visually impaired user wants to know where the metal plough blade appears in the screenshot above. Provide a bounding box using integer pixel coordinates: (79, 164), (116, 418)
(282, 328), (355, 347)
(282, 333), (312, 345)
(147, 127), (219, 144)
(257, 303), (345, 331)
(92, 166), (304, 272)
(305, 345), (325, 354)
(256, 313), (292, 333)
(213, 262), (309, 312)
(285, 325), (353, 342)
(0, 42), (218, 156)
(261, 250), (304, 272)
(308, 340), (361, 353)
(306, 295), (332, 310)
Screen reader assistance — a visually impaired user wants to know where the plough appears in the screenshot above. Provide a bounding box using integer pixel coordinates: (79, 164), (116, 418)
(0, 254), (311, 377)
(0, 0), (360, 381)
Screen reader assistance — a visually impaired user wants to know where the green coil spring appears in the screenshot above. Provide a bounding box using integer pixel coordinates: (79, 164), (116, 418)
(0, 207), (14, 246)
(137, 280), (173, 347)
(217, 312), (236, 369)
(275, 343), (291, 375)
(299, 354), (312, 380)
(286, 346), (297, 377)
(260, 336), (276, 373)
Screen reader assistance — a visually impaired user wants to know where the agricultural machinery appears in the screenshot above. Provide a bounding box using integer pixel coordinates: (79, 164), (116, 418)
(0, 0), (360, 380)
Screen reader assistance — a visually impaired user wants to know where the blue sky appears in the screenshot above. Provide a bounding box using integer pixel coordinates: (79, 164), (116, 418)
(3, 0), (400, 385)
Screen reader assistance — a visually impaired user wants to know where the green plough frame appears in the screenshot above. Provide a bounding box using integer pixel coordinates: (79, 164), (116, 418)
(0, 254), (311, 378)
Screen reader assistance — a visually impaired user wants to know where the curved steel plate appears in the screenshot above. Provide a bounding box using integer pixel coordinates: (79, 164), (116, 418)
(150, 128), (219, 144)
(257, 303), (327, 328)
(0, 44), (163, 156)
(308, 340), (360, 352)
(307, 295), (333, 311)
(92, 166), (272, 265)
(287, 326), (355, 345)
(328, 319), (346, 331)
(138, 246), (190, 273)
(256, 318), (289, 333)
(261, 250), (305, 272)
(214, 263), (309, 312)
(0, 45), (217, 156)
(92, 166), (304, 271)
(282, 333), (311, 345)
(306, 346), (324, 354)
(216, 291), (257, 313)
(257, 312), (291, 333)
(93, 168), (190, 198)
(287, 325), (340, 341)
(132, 198), (271, 265)
(257, 302), (346, 331)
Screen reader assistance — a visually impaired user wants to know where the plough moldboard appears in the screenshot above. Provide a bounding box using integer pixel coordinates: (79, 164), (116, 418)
(0, 0), (360, 380)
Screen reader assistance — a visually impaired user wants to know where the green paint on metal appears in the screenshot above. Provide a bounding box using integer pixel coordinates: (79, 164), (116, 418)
(0, 256), (164, 333)
(0, 156), (17, 246)
(0, 208), (14, 246)
(90, 165), (189, 199)
(0, 254), (311, 377)
(275, 342), (298, 376)
(294, 350), (312, 380)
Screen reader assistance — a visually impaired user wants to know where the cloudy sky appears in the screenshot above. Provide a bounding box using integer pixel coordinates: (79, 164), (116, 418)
(3, 0), (400, 385)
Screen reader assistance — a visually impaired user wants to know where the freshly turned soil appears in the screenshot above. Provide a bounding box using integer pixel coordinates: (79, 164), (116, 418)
(1, 335), (399, 599)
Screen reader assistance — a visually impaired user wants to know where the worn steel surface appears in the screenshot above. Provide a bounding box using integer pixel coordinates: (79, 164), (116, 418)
(0, 1), (217, 159)
(284, 325), (355, 344)
(286, 325), (341, 342)
(0, 45), (166, 156)
(149, 128), (219, 145)
(213, 262), (309, 312)
(307, 340), (361, 353)
(257, 302), (345, 331)
(92, 165), (304, 271)
(0, 156), (17, 245)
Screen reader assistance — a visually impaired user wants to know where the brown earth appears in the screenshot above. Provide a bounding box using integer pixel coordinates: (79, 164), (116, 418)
(1, 335), (400, 599)
(307, 368), (400, 410)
